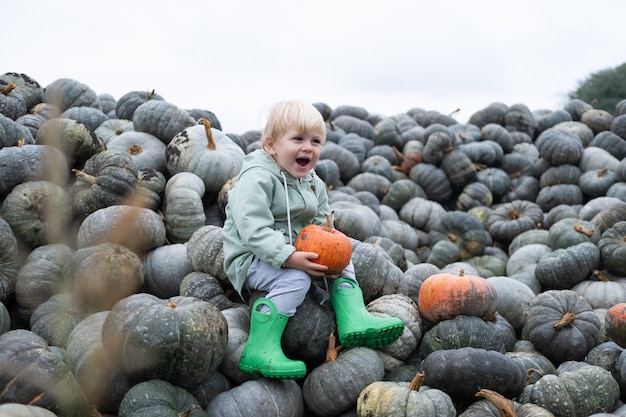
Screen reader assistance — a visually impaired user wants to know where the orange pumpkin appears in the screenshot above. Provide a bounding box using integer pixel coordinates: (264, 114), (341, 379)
(417, 269), (498, 324)
(605, 303), (626, 348)
(294, 211), (352, 276)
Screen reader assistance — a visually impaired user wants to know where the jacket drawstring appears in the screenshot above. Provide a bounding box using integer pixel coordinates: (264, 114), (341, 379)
(280, 170), (329, 305)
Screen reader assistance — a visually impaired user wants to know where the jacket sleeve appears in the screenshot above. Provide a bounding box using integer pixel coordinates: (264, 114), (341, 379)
(227, 169), (294, 268)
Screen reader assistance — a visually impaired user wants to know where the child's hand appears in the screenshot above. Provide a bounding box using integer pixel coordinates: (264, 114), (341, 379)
(285, 251), (329, 277)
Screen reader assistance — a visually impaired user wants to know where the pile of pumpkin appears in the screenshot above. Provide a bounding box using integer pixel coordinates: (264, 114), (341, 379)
(2, 71), (626, 417)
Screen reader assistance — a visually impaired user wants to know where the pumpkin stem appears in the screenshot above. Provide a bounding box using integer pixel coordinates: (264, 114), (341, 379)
(128, 143), (143, 155)
(72, 168), (97, 184)
(597, 167), (608, 177)
(592, 269), (611, 282)
(526, 367), (544, 383)
(459, 269), (465, 277)
(574, 223), (595, 236)
(447, 233), (458, 243)
(17, 138), (25, 147)
(408, 372), (425, 391)
(147, 89), (156, 100)
(1, 81), (17, 95)
(325, 331), (342, 362)
(554, 311), (576, 329)
(448, 107), (461, 117)
(199, 118), (216, 150)
(475, 389), (516, 417)
(323, 211), (335, 232)
(179, 405), (198, 417)
(166, 300), (178, 308)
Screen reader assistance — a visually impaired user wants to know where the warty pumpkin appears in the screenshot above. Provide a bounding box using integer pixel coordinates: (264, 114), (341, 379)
(101, 293), (228, 388)
(356, 372), (456, 417)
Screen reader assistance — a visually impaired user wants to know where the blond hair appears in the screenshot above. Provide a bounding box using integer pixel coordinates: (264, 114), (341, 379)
(261, 100), (326, 151)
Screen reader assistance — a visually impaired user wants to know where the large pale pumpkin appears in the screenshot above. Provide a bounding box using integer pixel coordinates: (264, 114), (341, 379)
(166, 118), (245, 195)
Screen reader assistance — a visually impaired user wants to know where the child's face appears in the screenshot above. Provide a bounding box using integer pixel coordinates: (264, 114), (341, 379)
(265, 126), (324, 179)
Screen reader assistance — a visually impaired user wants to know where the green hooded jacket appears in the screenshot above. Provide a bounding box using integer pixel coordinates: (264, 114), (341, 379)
(222, 149), (330, 295)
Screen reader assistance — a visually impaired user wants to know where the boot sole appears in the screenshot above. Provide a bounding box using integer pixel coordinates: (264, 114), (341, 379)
(340, 323), (404, 349)
(239, 363), (306, 380)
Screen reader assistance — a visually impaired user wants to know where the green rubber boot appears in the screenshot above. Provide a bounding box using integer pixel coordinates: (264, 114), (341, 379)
(239, 298), (307, 379)
(330, 277), (405, 348)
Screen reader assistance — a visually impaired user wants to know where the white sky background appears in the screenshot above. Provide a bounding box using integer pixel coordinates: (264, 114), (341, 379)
(4, 0), (625, 134)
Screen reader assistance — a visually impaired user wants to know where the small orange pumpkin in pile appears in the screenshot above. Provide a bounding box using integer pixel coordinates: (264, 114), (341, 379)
(417, 269), (498, 324)
(605, 303), (626, 348)
(295, 211), (352, 276)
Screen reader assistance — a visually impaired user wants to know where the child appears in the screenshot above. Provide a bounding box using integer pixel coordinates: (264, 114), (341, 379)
(222, 100), (404, 379)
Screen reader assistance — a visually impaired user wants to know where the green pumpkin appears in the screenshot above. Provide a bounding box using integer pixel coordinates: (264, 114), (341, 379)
(60, 106), (106, 132)
(428, 210), (492, 261)
(206, 378), (304, 417)
(524, 289), (601, 365)
(143, 243), (193, 299)
(14, 243), (74, 323)
(460, 388), (555, 417)
(186, 225), (229, 285)
(76, 204), (166, 256)
(598, 220), (626, 275)
(94, 118), (134, 145)
(346, 172), (392, 200)
(350, 240), (405, 303)
(114, 89), (165, 120)
(373, 117), (404, 149)
(408, 162), (454, 204)
(302, 337), (385, 417)
(162, 172), (206, 243)
(44, 77), (99, 112)
(29, 293), (86, 348)
(469, 104), (507, 129)
(135, 168), (167, 212)
(421, 315), (507, 358)
(442, 148), (477, 190)
(0, 112), (35, 147)
(101, 293), (228, 388)
(534, 242), (600, 290)
(357, 372), (456, 417)
(320, 141), (362, 184)
(332, 114), (374, 139)
(0, 329), (90, 417)
(65, 242), (145, 313)
(179, 271), (239, 311)
(518, 364), (619, 417)
(132, 99), (195, 144)
(547, 217), (601, 249)
(2, 180), (73, 249)
(0, 144), (68, 197)
(65, 311), (133, 415)
(70, 150), (138, 219)
(0, 218), (18, 304)
(421, 346), (527, 403)
(487, 200), (544, 246)
(118, 379), (208, 417)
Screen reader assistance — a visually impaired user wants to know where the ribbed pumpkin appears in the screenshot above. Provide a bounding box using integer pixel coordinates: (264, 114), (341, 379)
(421, 346), (527, 404)
(302, 334), (385, 417)
(524, 289), (601, 365)
(459, 388), (555, 417)
(356, 372), (456, 417)
(294, 212), (352, 276)
(166, 118), (245, 195)
(101, 293), (228, 388)
(598, 220), (626, 276)
(518, 364), (619, 417)
(0, 329), (90, 417)
(118, 379), (208, 417)
(417, 269), (498, 325)
(0, 218), (18, 305)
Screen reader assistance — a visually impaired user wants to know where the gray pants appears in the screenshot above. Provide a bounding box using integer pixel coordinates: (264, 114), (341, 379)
(245, 257), (356, 316)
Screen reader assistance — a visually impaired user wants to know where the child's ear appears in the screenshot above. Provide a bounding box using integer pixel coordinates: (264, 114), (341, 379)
(265, 137), (276, 153)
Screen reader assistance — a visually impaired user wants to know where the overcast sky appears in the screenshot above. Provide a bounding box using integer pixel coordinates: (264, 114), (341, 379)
(4, 1), (625, 134)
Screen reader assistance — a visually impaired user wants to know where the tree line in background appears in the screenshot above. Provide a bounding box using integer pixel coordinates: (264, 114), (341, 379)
(570, 62), (626, 113)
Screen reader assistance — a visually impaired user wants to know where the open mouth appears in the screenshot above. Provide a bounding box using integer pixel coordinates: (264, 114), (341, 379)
(296, 158), (310, 167)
